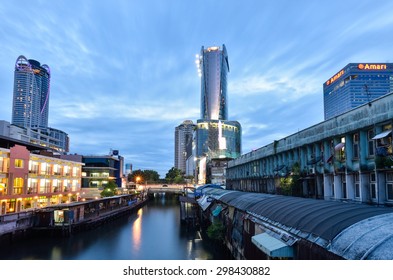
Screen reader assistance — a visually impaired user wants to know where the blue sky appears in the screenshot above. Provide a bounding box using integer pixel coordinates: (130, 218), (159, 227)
(1, 0), (393, 177)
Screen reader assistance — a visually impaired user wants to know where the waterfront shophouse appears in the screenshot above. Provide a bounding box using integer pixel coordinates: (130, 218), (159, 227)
(226, 92), (393, 205)
(0, 144), (83, 214)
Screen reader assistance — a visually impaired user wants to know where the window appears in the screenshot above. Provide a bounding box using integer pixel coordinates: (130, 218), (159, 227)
(15, 159), (24, 168)
(387, 183), (393, 201)
(368, 130), (375, 156)
(40, 162), (47, 175)
(336, 137), (346, 162)
(13, 177), (23, 194)
(342, 175), (347, 198)
(355, 183), (360, 198)
(353, 133), (359, 159)
(370, 183), (377, 199)
(370, 173), (377, 200)
(387, 172), (393, 200)
(355, 173), (360, 198)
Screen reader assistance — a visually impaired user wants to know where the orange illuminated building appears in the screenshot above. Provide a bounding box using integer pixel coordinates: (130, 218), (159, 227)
(0, 144), (83, 215)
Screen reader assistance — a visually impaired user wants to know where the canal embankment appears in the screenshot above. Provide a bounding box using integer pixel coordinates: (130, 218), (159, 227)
(0, 194), (147, 244)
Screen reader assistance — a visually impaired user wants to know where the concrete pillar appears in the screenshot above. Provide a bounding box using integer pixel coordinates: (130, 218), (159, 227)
(345, 134), (354, 172)
(360, 172), (370, 203)
(316, 175), (324, 199)
(334, 174), (342, 200)
(323, 174), (333, 199)
(377, 171), (386, 204)
(346, 173), (355, 200)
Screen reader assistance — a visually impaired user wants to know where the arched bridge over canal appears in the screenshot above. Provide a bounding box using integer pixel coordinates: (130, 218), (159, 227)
(146, 184), (194, 195)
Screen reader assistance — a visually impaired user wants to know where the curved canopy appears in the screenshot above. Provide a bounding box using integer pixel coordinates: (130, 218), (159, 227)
(203, 187), (393, 259)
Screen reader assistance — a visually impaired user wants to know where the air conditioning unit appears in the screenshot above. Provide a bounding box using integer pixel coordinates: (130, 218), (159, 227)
(309, 167), (315, 174)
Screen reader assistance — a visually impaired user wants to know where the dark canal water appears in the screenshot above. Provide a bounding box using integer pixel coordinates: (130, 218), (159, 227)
(0, 195), (231, 260)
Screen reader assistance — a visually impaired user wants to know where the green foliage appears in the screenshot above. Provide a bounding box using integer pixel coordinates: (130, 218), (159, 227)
(279, 162), (302, 196)
(375, 156), (393, 169)
(130, 169), (160, 183)
(100, 180), (119, 197)
(165, 167), (185, 184)
(280, 177), (293, 195)
(206, 220), (225, 241)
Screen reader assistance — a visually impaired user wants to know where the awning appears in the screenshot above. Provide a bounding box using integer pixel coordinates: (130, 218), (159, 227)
(251, 233), (294, 258)
(197, 195), (212, 211)
(212, 205), (223, 216)
(372, 130), (392, 140)
(334, 142), (345, 151)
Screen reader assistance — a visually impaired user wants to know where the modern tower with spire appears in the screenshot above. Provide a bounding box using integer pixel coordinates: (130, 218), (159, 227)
(193, 44), (241, 184)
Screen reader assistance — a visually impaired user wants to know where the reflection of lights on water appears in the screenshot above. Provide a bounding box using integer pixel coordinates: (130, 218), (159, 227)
(51, 247), (62, 260)
(132, 208), (143, 251)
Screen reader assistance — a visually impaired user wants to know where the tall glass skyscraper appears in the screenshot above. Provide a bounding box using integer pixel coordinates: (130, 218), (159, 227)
(323, 63), (393, 120)
(192, 45), (241, 184)
(174, 120), (196, 173)
(12, 55), (51, 128)
(197, 45), (229, 120)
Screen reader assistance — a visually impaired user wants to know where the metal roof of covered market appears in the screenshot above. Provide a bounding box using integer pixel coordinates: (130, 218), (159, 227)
(201, 187), (393, 259)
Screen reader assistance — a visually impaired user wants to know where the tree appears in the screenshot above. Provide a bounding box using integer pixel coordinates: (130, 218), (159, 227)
(143, 169), (160, 182)
(129, 169), (161, 184)
(100, 180), (119, 197)
(165, 167), (185, 184)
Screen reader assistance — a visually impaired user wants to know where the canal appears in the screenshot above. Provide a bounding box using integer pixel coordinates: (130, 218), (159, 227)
(0, 195), (232, 260)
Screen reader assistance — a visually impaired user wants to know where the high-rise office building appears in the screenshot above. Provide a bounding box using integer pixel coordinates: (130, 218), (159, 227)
(197, 45), (229, 120)
(174, 120), (196, 173)
(323, 63), (393, 120)
(193, 45), (241, 184)
(12, 55), (51, 128)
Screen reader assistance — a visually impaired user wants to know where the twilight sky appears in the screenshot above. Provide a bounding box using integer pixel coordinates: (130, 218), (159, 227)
(1, 0), (393, 177)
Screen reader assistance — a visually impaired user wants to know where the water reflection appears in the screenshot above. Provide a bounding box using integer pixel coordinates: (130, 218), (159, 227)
(131, 208), (142, 253)
(0, 195), (230, 260)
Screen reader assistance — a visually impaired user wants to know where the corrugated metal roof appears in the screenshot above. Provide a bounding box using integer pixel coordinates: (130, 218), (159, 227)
(330, 213), (393, 260)
(246, 196), (393, 242)
(219, 192), (274, 211)
(203, 187), (393, 259)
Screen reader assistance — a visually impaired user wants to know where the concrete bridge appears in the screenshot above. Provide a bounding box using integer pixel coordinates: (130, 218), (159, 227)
(145, 184), (193, 195)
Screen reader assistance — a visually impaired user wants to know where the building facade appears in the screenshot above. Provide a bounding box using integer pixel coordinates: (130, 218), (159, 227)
(80, 152), (124, 198)
(194, 119), (242, 184)
(0, 120), (69, 153)
(0, 144), (83, 215)
(324, 63), (393, 120)
(195, 119), (241, 159)
(174, 120), (196, 173)
(226, 92), (393, 206)
(12, 55), (51, 128)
